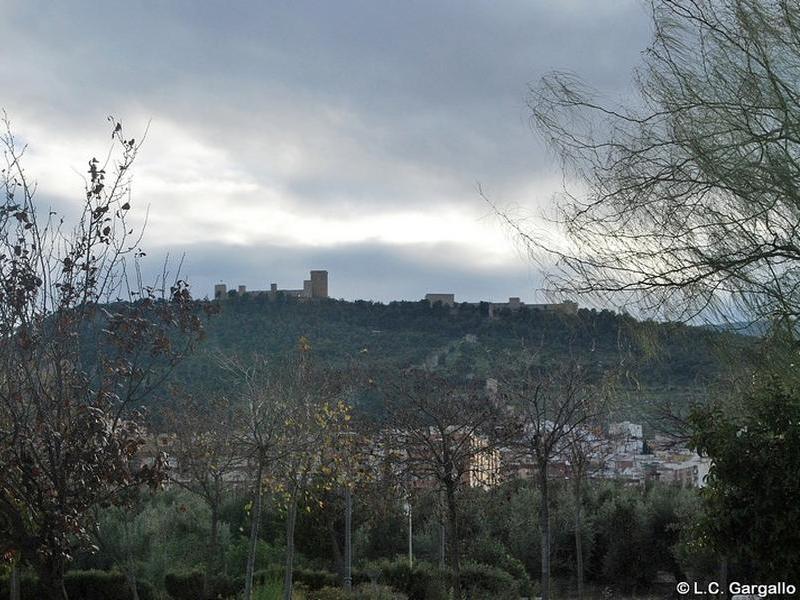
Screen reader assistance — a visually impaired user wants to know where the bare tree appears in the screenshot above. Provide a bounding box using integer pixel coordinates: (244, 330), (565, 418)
(564, 415), (614, 600)
(223, 341), (351, 600)
(380, 370), (504, 599)
(0, 116), (206, 599)
(498, 361), (608, 600)
(164, 392), (241, 599)
(274, 364), (351, 600)
(220, 353), (292, 600)
(503, 0), (800, 327)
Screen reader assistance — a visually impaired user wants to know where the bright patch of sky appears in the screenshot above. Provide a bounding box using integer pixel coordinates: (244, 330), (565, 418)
(1, 0), (650, 302)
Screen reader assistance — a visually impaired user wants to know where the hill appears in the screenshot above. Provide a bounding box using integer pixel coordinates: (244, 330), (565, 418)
(165, 295), (752, 420)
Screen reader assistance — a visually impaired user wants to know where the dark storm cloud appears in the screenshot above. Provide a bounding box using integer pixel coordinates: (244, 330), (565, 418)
(2, 0), (651, 301)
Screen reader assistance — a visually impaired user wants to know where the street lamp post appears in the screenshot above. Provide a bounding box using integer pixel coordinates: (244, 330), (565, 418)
(344, 484), (352, 591)
(403, 496), (413, 568)
(339, 430), (356, 592)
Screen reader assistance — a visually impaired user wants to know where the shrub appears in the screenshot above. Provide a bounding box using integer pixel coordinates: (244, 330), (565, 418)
(253, 577), (285, 600)
(164, 569), (239, 600)
(254, 565), (340, 591)
(307, 586), (350, 600)
(296, 567), (340, 590)
(459, 562), (518, 600)
(0, 571), (39, 600)
(164, 570), (203, 600)
(0, 569), (153, 600)
(465, 536), (533, 596)
(352, 582), (408, 600)
(66, 570), (132, 600)
(367, 559), (447, 600)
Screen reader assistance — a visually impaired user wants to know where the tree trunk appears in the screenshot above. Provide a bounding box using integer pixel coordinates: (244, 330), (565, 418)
(122, 521), (142, 600)
(539, 466), (551, 600)
(9, 563), (20, 600)
(444, 483), (462, 599)
(244, 460), (264, 600)
(439, 521), (446, 570)
(326, 515), (344, 580)
(574, 478), (584, 600)
(718, 555), (728, 599)
(36, 555), (68, 600)
(123, 568), (141, 600)
(204, 502), (220, 600)
(283, 492), (299, 600)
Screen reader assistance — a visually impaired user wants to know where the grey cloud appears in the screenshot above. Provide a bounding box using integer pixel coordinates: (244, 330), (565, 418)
(3, 0), (650, 300)
(142, 240), (544, 305)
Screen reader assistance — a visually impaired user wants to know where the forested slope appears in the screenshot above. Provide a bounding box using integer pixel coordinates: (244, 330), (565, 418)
(165, 295), (751, 415)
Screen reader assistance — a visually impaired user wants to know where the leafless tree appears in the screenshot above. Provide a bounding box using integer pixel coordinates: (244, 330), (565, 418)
(380, 369), (504, 599)
(502, 0), (800, 328)
(0, 115), (206, 599)
(564, 415), (614, 600)
(222, 341), (351, 600)
(219, 353), (292, 600)
(273, 367), (351, 600)
(163, 392), (241, 599)
(497, 361), (609, 600)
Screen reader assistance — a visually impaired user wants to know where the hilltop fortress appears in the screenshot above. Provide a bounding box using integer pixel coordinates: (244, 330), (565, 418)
(213, 270), (577, 316)
(425, 292), (578, 317)
(214, 270), (329, 300)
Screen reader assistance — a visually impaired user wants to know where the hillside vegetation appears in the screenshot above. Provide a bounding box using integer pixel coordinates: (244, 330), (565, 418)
(166, 295), (751, 418)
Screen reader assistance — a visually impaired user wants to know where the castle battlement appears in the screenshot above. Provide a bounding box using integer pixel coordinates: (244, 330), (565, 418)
(215, 270), (328, 300)
(425, 292), (578, 316)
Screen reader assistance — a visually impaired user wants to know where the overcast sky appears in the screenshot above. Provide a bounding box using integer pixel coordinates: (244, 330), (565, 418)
(1, 1), (651, 303)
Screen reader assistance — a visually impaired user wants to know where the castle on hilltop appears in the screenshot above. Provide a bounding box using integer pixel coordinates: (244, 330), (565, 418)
(424, 292), (578, 317)
(212, 270), (576, 315)
(214, 270), (328, 300)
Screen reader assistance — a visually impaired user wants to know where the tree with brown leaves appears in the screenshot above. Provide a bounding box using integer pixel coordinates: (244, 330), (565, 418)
(0, 115), (206, 599)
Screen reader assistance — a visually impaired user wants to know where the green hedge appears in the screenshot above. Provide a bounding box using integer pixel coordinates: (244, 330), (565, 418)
(164, 566), (347, 599)
(0, 569), (154, 600)
(254, 565), (340, 590)
(164, 570), (239, 600)
(0, 571), (38, 600)
(305, 586), (350, 600)
(366, 559), (521, 600)
(367, 560), (447, 600)
(302, 583), (407, 600)
(460, 562), (519, 599)
(351, 583), (408, 600)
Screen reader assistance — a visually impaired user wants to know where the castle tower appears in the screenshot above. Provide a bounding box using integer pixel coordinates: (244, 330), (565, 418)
(214, 283), (227, 299)
(310, 270), (328, 298)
